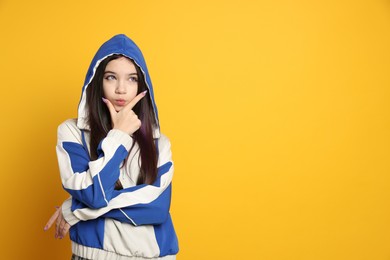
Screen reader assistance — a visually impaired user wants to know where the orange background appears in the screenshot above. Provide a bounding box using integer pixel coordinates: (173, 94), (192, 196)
(0, 0), (389, 259)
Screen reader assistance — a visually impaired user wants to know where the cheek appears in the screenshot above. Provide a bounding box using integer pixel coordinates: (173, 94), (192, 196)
(128, 84), (138, 99)
(102, 83), (112, 97)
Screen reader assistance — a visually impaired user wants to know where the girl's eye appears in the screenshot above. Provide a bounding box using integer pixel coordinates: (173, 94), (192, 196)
(129, 76), (138, 82)
(105, 75), (116, 80)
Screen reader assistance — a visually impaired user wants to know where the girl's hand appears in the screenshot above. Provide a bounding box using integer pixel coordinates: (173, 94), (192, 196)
(103, 91), (147, 135)
(44, 206), (71, 239)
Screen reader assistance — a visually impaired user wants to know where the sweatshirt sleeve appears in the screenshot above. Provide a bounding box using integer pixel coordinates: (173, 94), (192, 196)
(62, 197), (80, 226)
(56, 120), (134, 209)
(65, 134), (175, 226)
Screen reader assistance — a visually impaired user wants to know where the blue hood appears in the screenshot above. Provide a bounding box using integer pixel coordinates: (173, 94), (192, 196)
(77, 34), (160, 137)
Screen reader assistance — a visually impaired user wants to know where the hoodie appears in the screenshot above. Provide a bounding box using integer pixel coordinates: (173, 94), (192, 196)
(56, 34), (179, 260)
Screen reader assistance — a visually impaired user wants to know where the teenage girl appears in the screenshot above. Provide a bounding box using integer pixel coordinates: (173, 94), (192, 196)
(44, 34), (179, 260)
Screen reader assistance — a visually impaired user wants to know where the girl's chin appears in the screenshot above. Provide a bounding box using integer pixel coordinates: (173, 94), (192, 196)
(114, 106), (124, 112)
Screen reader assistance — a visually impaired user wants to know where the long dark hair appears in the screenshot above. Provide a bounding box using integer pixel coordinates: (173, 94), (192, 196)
(86, 54), (158, 186)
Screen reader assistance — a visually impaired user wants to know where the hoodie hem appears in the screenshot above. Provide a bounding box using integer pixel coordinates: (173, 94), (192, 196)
(72, 242), (176, 260)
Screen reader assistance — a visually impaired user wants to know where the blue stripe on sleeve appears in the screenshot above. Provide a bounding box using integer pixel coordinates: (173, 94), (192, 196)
(109, 161), (173, 200)
(62, 142), (90, 173)
(153, 161), (172, 187)
(103, 184), (172, 225)
(70, 217), (105, 249)
(102, 161), (174, 225)
(62, 141), (128, 208)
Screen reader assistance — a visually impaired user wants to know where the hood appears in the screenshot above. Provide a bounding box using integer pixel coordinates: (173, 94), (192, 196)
(76, 34), (160, 137)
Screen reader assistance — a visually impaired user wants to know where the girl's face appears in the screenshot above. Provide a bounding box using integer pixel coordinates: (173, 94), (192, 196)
(103, 57), (139, 112)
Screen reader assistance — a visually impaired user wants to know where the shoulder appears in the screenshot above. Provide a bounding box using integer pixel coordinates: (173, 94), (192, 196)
(158, 133), (171, 148)
(157, 133), (173, 164)
(57, 118), (83, 143)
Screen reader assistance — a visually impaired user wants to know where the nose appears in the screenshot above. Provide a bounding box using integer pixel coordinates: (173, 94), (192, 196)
(115, 80), (127, 94)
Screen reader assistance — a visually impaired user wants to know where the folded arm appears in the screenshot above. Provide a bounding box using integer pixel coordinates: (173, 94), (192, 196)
(57, 119), (134, 209)
(61, 133), (174, 226)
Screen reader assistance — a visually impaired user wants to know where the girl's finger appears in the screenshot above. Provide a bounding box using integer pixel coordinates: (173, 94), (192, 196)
(55, 209), (63, 238)
(123, 90), (147, 112)
(102, 97), (116, 119)
(58, 218), (66, 239)
(60, 223), (71, 238)
(44, 207), (60, 231)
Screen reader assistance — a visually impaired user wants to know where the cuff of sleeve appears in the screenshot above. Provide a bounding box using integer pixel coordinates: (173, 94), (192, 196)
(107, 129), (134, 151)
(62, 197), (80, 226)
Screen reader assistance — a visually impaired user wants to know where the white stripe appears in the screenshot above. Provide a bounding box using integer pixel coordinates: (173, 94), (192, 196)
(119, 209), (137, 226)
(72, 164), (173, 221)
(97, 172), (109, 206)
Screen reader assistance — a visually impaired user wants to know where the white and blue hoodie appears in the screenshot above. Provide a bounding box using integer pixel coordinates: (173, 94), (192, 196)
(57, 34), (178, 260)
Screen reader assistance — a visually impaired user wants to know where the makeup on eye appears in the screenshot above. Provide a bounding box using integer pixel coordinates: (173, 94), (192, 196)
(105, 75), (116, 80)
(129, 76), (138, 82)
(104, 71), (138, 82)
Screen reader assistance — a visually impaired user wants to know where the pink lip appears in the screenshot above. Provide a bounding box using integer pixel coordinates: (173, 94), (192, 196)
(114, 99), (126, 106)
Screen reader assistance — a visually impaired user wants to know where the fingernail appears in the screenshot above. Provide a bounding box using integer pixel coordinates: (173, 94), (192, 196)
(102, 97), (107, 103)
(142, 90), (148, 95)
(55, 206), (59, 209)
(44, 226), (48, 231)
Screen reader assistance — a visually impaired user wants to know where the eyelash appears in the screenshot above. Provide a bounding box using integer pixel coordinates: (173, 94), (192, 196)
(129, 76), (138, 82)
(105, 75), (116, 80)
(104, 75), (138, 82)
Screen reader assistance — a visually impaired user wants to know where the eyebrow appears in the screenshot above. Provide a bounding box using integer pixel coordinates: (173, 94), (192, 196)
(104, 71), (138, 76)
